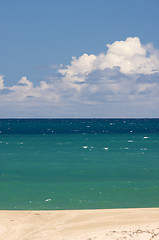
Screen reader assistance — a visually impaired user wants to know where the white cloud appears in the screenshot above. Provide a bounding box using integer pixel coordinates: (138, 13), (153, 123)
(0, 37), (159, 117)
(1, 76), (59, 103)
(59, 37), (159, 80)
(59, 54), (96, 77)
(0, 75), (4, 90)
(59, 54), (96, 91)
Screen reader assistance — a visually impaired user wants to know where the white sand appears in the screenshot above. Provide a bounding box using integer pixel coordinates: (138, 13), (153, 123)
(0, 208), (159, 240)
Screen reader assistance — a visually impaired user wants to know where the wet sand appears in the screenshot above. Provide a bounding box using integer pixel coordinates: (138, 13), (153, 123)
(0, 208), (159, 240)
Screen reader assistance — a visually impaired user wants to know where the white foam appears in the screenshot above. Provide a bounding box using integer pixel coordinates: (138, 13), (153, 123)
(143, 136), (149, 139)
(45, 198), (52, 202)
(83, 146), (88, 148)
(128, 140), (133, 142)
(104, 147), (109, 150)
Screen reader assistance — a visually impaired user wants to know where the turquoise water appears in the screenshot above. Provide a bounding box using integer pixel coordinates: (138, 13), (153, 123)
(0, 119), (159, 210)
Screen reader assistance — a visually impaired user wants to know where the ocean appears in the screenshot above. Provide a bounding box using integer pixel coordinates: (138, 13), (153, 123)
(0, 119), (159, 210)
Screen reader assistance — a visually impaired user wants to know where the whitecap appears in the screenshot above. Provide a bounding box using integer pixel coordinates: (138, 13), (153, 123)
(128, 140), (133, 142)
(104, 147), (109, 150)
(143, 136), (149, 139)
(83, 146), (88, 148)
(140, 148), (147, 151)
(45, 198), (52, 202)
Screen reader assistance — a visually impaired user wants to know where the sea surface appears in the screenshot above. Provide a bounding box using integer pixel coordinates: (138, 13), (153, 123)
(0, 119), (159, 210)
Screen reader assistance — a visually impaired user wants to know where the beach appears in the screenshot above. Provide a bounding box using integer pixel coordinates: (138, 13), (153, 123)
(1, 119), (159, 239)
(1, 208), (159, 240)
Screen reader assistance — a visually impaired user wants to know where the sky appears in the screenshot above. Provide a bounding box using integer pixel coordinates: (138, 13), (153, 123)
(0, 0), (159, 118)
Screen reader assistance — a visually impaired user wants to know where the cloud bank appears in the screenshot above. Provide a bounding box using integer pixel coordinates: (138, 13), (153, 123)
(1, 37), (159, 117)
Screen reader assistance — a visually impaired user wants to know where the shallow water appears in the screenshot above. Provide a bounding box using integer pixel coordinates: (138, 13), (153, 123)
(0, 119), (159, 210)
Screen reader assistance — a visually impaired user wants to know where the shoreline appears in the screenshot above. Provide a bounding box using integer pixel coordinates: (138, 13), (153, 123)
(1, 208), (159, 239)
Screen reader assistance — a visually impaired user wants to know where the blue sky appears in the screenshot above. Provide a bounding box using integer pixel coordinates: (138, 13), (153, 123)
(0, 0), (159, 118)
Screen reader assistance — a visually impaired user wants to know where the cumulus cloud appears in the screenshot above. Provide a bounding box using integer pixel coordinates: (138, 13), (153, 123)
(0, 37), (159, 117)
(0, 76), (59, 103)
(59, 37), (159, 81)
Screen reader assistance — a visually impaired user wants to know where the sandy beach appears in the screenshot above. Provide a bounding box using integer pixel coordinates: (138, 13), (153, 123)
(0, 208), (159, 240)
